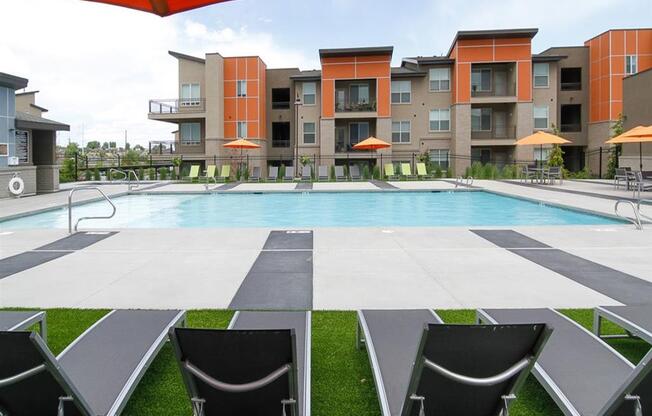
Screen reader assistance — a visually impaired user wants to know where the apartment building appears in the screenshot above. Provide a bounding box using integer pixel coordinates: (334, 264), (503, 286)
(148, 27), (652, 176)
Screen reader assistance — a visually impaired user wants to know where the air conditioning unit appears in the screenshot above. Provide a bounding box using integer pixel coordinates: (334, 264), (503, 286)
(7, 157), (19, 166)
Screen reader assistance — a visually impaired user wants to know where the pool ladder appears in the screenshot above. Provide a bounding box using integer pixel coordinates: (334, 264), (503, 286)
(614, 199), (651, 230)
(109, 168), (140, 191)
(68, 186), (116, 233)
(455, 176), (474, 188)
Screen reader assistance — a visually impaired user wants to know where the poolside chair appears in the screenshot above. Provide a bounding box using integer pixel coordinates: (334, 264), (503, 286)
(301, 165), (312, 182)
(520, 165), (537, 183)
(478, 308), (652, 416)
(170, 311), (311, 416)
(217, 165), (231, 182)
(200, 165), (217, 184)
(0, 310), (47, 340)
(318, 165), (329, 181)
(416, 162), (433, 180)
(594, 305), (652, 345)
(283, 166), (295, 182)
(0, 309), (185, 416)
(614, 168), (629, 189)
(384, 164), (399, 180)
(349, 165), (361, 181)
(184, 165), (200, 182)
(357, 309), (551, 416)
(334, 166), (346, 181)
(631, 171), (652, 198)
(400, 163), (416, 180)
(249, 166), (261, 182)
(268, 166), (279, 182)
(544, 166), (562, 185)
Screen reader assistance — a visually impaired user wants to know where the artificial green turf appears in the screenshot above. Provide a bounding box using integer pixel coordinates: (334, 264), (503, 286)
(4, 308), (650, 416)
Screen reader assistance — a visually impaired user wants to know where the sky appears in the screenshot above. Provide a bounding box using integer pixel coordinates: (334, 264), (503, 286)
(1, 0), (651, 147)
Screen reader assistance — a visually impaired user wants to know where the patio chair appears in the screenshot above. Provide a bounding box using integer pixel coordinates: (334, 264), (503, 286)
(249, 166), (261, 182)
(268, 166), (279, 182)
(384, 164), (399, 180)
(416, 163), (433, 180)
(170, 311), (311, 416)
(357, 309), (550, 416)
(301, 165), (312, 182)
(0, 310), (47, 340)
(631, 171), (652, 198)
(200, 165), (217, 184)
(614, 168), (629, 189)
(184, 165), (200, 182)
(217, 165), (231, 182)
(545, 166), (562, 185)
(0, 309), (185, 416)
(334, 166), (346, 181)
(594, 305), (652, 345)
(400, 163), (416, 180)
(318, 165), (329, 181)
(349, 165), (362, 181)
(520, 165), (537, 183)
(283, 166), (295, 182)
(478, 308), (652, 416)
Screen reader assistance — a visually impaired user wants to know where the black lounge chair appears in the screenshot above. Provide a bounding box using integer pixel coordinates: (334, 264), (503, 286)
(249, 166), (261, 182)
(357, 309), (550, 416)
(350, 165), (362, 181)
(318, 166), (329, 181)
(283, 167), (295, 182)
(301, 166), (312, 182)
(268, 166), (279, 182)
(0, 309), (185, 415)
(334, 166), (346, 181)
(594, 305), (652, 345)
(478, 307), (652, 416)
(170, 311), (311, 416)
(0, 310), (47, 340)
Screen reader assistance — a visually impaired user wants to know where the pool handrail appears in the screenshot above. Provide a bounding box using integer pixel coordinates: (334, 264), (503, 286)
(614, 200), (643, 230)
(68, 186), (117, 233)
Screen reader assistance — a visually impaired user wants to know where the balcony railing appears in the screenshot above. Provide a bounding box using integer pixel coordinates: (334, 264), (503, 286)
(149, 98), (206, 114)
(335, 99), (377, 113)
(561, 82), (581, 91)
(560, 123), (582, 133)
(471, 85), (516, 98)
(272, 139), (291, 148)
(471, 125), (517, 140)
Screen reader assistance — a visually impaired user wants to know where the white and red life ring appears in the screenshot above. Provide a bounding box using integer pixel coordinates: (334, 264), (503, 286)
(8, 175), (25, 196)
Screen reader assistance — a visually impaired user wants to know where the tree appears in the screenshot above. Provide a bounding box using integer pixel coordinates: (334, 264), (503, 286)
(606, 113), (626, 179)
(102, 142), (109, 150)
(86, 140), (100, 150)
(59, 143), (80, 182)
(548, 124), (565, 168)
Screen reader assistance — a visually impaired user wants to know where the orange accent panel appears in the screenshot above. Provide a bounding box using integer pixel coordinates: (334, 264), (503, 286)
(612, 101), (623, 119)
(611, 31), (625, 55)
(322, 64), (356, 79)
(320, 56), (355, 64)
(321, 79), (334, 118)
(355, 55), (391, 63)
(224, 81), (236, 98)
(639, 55), (652, 72)
(236, 58), (247, 79)
(457, 47), (493, 62)
(224, 59), (237, 81)
(494, 37), (531, 45)
(248, 122), (258, 138)
(517, 61), (531, 101)
(455, 63), (471, 103)
(259, 60), (266, 139)
(247, 80), (259, 97)
(599, 102), (609, 121)
(494, 45), (530, 61)
(639, 30), (652, 52)
(236, 99), (247, 120)
(246, 57), (259, 78)
(625, 31), (638, 54)
(246, 98), (258, 120)
(611, 75), (623, 99)
(356, 62), (390, 78)
(377, 77), (390, 117)
(224, 98), (236, 121)
(458, 38), (493, 47)
(612, 57), (624, 75)
(600, 58), (610, 78)
(224, 121), (236, 139)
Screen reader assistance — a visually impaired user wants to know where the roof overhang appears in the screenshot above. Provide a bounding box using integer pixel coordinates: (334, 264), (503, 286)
(168, 50), (205, 64)
(532, 54), (567, 62)
(319, 46), (393, 59)
(0, 72), (28, 90)
(15, 112), (70, 132)
(447, 28), (538, 56)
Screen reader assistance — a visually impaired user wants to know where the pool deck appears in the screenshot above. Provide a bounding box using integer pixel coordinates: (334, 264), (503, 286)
(1, 179), (650, 310)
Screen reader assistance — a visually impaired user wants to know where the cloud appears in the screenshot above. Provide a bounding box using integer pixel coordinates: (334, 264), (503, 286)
(0, 0), (314, 146)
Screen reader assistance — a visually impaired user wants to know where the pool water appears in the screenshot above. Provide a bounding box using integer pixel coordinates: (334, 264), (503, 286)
(0, 191), (621, 229)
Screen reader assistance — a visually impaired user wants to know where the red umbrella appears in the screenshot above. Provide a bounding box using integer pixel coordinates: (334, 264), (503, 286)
(84, 0), (232, 17)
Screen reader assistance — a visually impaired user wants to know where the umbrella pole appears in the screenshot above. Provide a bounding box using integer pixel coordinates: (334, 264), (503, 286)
(640, 142), (643, 172)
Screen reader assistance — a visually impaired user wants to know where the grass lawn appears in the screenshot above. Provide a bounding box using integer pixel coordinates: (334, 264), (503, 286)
(8, 308), (651, 415)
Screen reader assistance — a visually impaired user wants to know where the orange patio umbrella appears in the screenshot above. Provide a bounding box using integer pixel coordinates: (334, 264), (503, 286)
(223, 139), (260, 174)
(353, 137), (392, 178)
(514, 131), (571, 169)
(84, 0), (232, 16)
(605, 125), (652, 171)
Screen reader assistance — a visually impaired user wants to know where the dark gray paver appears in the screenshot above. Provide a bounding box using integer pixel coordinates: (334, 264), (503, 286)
(370, 180), (398, 190)
(263, 230), (313, 250)
(295, 182), (313, 190)
(35, 231), (117, 251)
(472, 229), (652, 305)
(214, 181), (241, 191)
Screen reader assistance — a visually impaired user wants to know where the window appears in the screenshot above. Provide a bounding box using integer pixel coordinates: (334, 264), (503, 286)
(533, 63), (549, 88)
(534, 147), (551, 161)
(350, 83), (370, 104)
(272, 122), (290, 148)
(534, 106), (549, 129)
(560, 104), (581, 132)
(429, 109), (450, 131)
(471, 68), (491, 92)
(349, 122), (369, 145)
(272, 88), (290, 109)
(429, 149), (449, 169)
(180, 122), (201, 145)
(561, 68), (582, 91)
(180, 83), (200, 106)
(0, 143), (7, 157)
(429, 68), (450, 91)
(626, 55), (637, 75)
(303, 82), (316, 105)
(236, 80), (247, 97)
(303, 122), (316, 144)
(471, 108), (492, 131)
(391, 80), (411, 103)
(237, 121), (247, 138)
(391, 121), (411, 143)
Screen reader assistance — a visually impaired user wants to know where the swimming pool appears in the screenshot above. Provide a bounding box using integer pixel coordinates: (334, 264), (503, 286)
(0, 191), (622, 229)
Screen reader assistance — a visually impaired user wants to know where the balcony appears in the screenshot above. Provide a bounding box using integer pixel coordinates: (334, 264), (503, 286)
(334, 80), (377, 118)
(335, 99), (377, 113)
(148, 98), (206, 120)
(471, 125), (517, 144)
(470, 63), (517, 103)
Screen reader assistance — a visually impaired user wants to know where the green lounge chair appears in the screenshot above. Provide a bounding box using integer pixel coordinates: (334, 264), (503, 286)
(184, 165), (200, 182)
(384, 163), (399, 180)
(217, 165), (231, 182)
(401, 163), (416, 180)
(416, 162), (433, 179)
(200, 165), (217, 183)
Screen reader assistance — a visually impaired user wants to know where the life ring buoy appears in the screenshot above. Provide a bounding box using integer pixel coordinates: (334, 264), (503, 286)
(8, 176), (25, 196)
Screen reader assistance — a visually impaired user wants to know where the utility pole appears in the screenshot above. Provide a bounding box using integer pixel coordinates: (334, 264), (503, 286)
(294, 95), (301, 170)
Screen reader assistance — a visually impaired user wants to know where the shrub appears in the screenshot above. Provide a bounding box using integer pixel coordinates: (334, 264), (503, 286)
(93, 168), (100, 181)
(464, 166), (472, 179)
(170, 169), (177, 180)
(84, 169), (91, 181)
(148, 168), (156, 180)
(446, 167), (453, 178)
(481, 164), (496, 179)
(500, 165), (514, 179)
(372, 165), (380, 180)
(470, 161), (483, 178)
(159, 167), (168, 180)
(434, 166), (442, 178)
(279, 164), (286, 180)
(138, 167), (145, 181)
(330, 165), (335, 181)
(362, 165), (371, 180)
